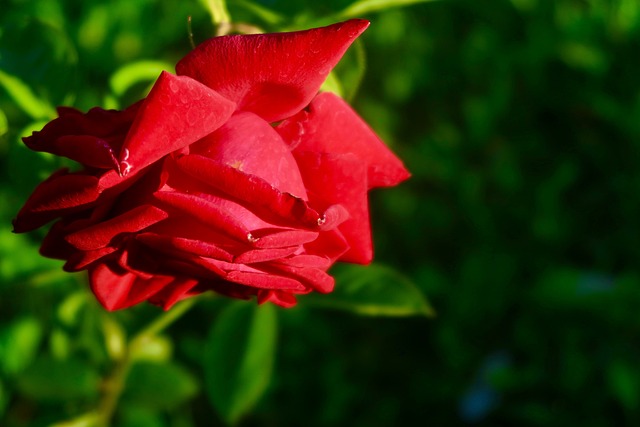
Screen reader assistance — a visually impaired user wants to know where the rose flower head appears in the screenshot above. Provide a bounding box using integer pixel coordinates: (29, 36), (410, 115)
(13, 20), (410, 311)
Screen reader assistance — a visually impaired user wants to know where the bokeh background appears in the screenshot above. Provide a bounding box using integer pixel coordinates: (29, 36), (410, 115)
(3, 0), (640, 425)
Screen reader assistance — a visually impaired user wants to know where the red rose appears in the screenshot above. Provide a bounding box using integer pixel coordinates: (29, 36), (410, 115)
(13, 20), (410, 310)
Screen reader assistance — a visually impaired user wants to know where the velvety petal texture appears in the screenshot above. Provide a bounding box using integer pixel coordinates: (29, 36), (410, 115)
(12, 20), (409, 311)
(176, 20), (369, 122)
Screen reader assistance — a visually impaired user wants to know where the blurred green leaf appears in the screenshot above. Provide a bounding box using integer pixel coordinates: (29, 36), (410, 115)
(0, 70), (55, 120)
(117, 406), (165, 427)
(204, 301), (277, 425)
(0, 19), (77, 109)
(0, 380), (7, 418)
(607, 361), (640, 409)
(304, 264), (435, 317)
(0, 316), (43, 376)
(335, 0), (440, 20)
(122, 361), (198, 410)
(233, 0), (285, 25)
(49, 413), (100, 427)
(0, 108), (7, 136)
(109, 60), (173, 98)
(16, 356), (100, 401)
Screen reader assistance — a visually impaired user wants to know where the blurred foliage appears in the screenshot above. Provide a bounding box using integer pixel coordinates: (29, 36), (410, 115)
(2, 0), (640, 426)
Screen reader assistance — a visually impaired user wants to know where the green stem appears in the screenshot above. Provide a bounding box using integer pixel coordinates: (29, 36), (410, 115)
(97, 299), (197, 426)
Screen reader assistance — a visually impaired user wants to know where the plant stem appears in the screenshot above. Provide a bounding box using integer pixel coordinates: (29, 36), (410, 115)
(97, 299), (197, 426)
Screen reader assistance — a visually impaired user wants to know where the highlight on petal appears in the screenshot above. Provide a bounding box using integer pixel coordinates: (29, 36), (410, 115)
(176, 19), (369, 122)
(277, 91), (410, 188)
(118, 71), (236, 175)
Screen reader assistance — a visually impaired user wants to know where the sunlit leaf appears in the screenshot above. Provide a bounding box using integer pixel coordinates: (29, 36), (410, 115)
(0, 108), (7, 137)
(303, 264), (434, 317)
(335, 0), (440, 20)
(0, 70), (55, 120)
(122, 360), (198, 410)
(204, 301), (277, 425)
(16, 356), (100, 401)
(0, 316), (43, 376)
(233, 0), (285, 25)
(109, 60), (173, 98)
(0, 19), (77, 110)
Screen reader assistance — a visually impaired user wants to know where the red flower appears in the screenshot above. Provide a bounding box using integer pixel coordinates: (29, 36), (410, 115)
(13, 20), (410, 310)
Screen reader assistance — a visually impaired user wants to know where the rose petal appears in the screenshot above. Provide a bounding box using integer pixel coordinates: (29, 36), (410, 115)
(23, 103), (139, 166)
(136, 232), (234, 262)
(175, 154), (326, 229)
(190, 112), (307, 197)
(65, 204), (168, 250)
(89, 261), (176, 311)
(294, 151), (372, 264)
(176, 19), (369, 122)
(277, 92), (410, 188)
(154, 191), (253, 243)
(257, 289), (302, 307)
(148, 278), (200, 310)
(12, 170), (101, 233)
(234, 246), (299, 264)
(118, 71), (236, 175)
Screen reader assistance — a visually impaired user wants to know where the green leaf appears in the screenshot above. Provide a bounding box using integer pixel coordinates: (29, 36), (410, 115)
(0, 380), (7, 418)
(109, 60), (173, 98)
(233, 0), (285, 25)
(0, 69), (55, 120)
(0, 108), (8, 137)
(204, 301), (277, 425)
(0, 316), (43, 376)
(303, 264), (435, 317)
(608, 361), (640, 409)
(117, 406), (164, 427)
(0, 19), (78, 111)
(335, 0), (441, 20)
(16, 356), (100, 402)
(122, 361), (198, 410)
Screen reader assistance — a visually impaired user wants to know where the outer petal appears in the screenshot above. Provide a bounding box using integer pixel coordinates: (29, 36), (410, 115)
(277, 91), (410, 188)
(118, 71), (236, 176)
(23, 103), (139, 168)
(175, 20), (369, 122)
(12, 169), (100, 232)
(89, 262), (174, 311)
(295, 151), (372, 264)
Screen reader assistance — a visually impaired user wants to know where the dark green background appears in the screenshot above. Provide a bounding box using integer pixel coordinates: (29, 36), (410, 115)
(2, 0), (640, 425)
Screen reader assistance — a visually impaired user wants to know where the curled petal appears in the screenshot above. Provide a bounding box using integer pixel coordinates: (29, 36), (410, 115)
(176, 20), (369, 122)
